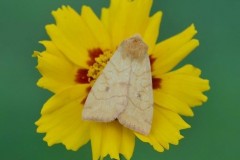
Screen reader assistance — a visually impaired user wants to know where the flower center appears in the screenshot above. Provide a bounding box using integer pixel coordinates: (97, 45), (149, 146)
(75, 49), (161, 89)
(87, 49), (113, 85)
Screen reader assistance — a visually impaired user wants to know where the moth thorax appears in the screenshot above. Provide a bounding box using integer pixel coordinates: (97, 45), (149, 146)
(121, 34), (148, 60)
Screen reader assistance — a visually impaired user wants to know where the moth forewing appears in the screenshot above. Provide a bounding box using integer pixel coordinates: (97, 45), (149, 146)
(82, 35), (153, 135)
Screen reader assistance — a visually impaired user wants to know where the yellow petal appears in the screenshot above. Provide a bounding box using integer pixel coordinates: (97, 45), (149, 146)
(39, 41), (64, 58)
(36, 85), (90, 151)
(101, 8), (110, 32)
(39, 84), (89, 115)
(89, 122), (103, 160)
(37, 41), (75, 93)
(45, 24), (89, 68)
(47, 5), (105, 67)
(90, 122), (120, 160)
(159, 106), (190, 130)
(159, 65), (210, 107)
(144, 11), (163, 54)
(135, 106), (190, 151)
(122, 0), (153, 38)
(164, 64), (201, 77)
(154, 90), (194, 116)
(152, 24), (199, 75)
(152, 106), (189, 145)
(90, 122), (135, 160)
(37, 77), (69, 94)
(52, 6), (98, 49)
(125, 0), (153, 35)
(109, 0), (136, 47)
(105, 0), (153, 48)
(81, 6), (111, 50)
(136, 133), (164, 152)
(36, 50), (78, 93)
(120, 127), (135, 160)
(101, 122), (121, 159)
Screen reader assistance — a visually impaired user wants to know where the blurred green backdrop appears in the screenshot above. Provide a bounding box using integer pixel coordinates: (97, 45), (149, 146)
(0, 0), (239, 160)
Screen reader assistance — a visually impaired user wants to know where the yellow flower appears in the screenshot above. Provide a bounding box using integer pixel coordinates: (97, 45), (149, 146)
(34, 0), (210, 160)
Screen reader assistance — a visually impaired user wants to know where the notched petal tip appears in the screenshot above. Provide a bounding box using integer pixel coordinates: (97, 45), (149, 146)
(205, 79), (211, 91)
(38, 40), (48, 46)
(194, 39), (200, 46)
(81, 5), (91, 12)
(185, 123), (191, 129)
(201, 94), (208, 102)
(189, 23), (198, 35)
(187, 64), (202, 76)
(32, 51), (40, 57)
(51, 6), (64, 16)
(35, 119), (41, 126)
(43, 136), (55, 147)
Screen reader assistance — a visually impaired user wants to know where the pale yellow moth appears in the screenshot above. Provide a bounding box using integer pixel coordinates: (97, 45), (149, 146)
(82, 35), (153, 135)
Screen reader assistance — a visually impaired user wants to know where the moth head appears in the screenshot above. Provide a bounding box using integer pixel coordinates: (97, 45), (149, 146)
(120, 34), (148, 60)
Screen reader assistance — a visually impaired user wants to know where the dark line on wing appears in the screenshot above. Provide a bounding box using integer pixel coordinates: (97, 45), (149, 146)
(132, 69), (151, 77)
(109, 61), (131, 73)
(91, 90), (126, 100)
(127, 96), (153, 111)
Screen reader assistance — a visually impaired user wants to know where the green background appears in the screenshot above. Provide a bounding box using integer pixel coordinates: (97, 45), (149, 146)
(0, 0), (239, 159)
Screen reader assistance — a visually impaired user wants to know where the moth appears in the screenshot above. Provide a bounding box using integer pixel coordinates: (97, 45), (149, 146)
(82, 35), (153, 135)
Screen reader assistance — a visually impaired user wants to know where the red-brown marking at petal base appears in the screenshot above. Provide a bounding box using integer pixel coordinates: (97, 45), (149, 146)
(87, 48), (103, 66)
(152, 77), (161, 89)
(81, 86), (92, 104)
(81, 97), (87, 105)
(149, 55), (156, 72)
(75, 69), (90, 84)
(149, 55), (161, 89)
